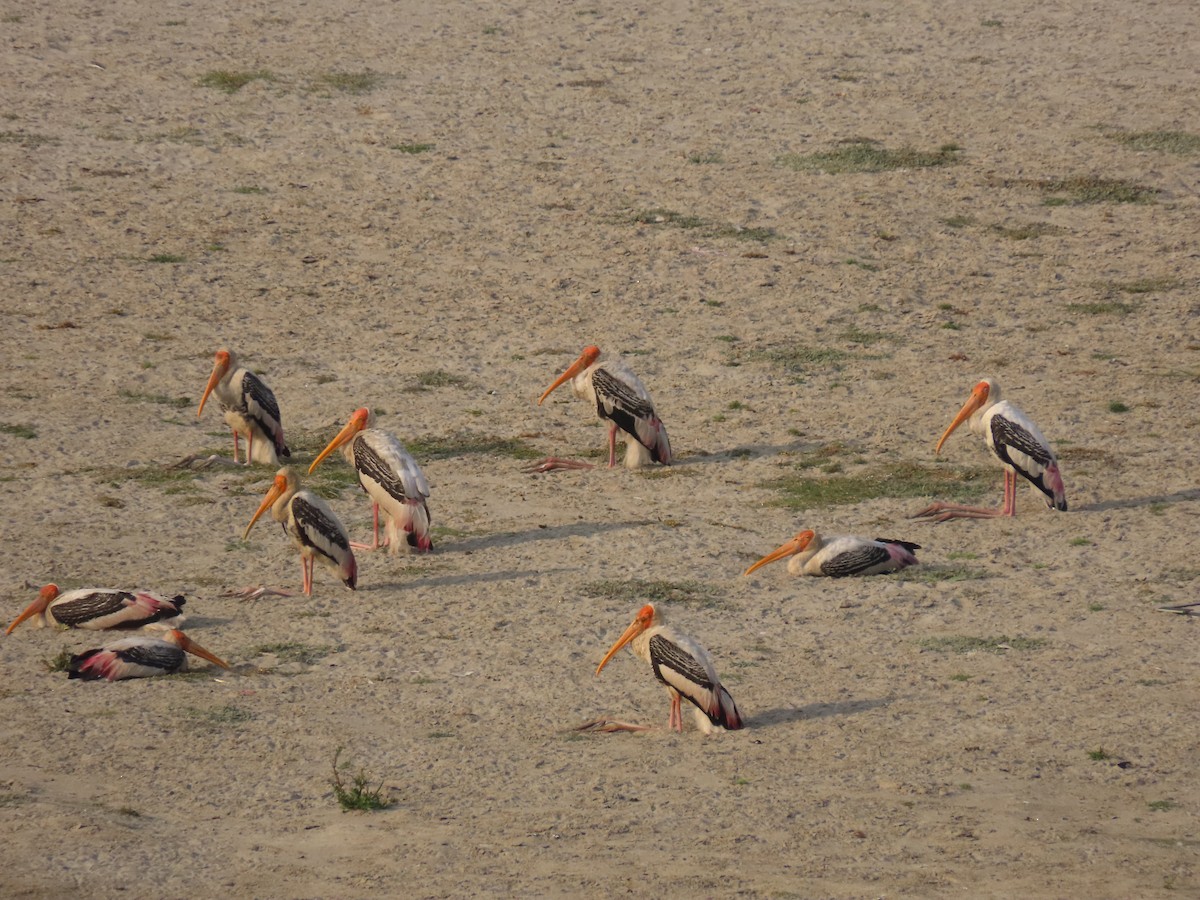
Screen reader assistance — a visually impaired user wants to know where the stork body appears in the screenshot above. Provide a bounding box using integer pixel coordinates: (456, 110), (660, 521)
(6, 585), (185, 634)
(596, 603), (742, 734)
(309, 408), (432, 554)
(531, 346), (672, 472)
(198, 349), (290, 465)
(244, 467), (357, 596)
(744, 531), (920, 578)
(913, 378), (1067, 522)
(68, 629), (228, 681)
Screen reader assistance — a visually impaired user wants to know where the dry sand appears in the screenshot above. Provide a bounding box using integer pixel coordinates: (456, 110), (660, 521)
(2, 0), (1198, 896)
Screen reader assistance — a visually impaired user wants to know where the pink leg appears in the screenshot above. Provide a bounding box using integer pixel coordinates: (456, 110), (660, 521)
(607, 423), (618, 468)
(575, 718), (653, 733)
(350, 503), (389, 551)
(231, 430), (241, 464)
(669, 693), (684, 732)
(910, 470), (1018, 522)
(302, 556), (313, 596)
(247, 431), (255, 466)
(523, 456), (596, 474)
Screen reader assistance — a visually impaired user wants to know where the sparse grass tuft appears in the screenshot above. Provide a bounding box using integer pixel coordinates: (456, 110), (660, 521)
(1088, 748), (1112, 761)
(0, 423), (37, 439)
(777, 139), (960, 174)
(250, 642), (336, 665)
(584, 578), (727, 610)
(118, 390), (190, 408)
(199, 70), (273, 94)
(0, 131), (59, 148)
(687, 151), (723, 164)
(391, 142), (435, 154)
(764, 461), (989, 511)
(1147, 799), (1178, 812)
(331, 747), (391, 811)
(90, 464), (203, 495)
(629, 208), (778, 242)
(898, 564), (991, 584)
(732, 342), (850, 374)
(991, 221), (1064, 240)
(317, 72), (382, 94)
(1107, 130), (1200, 155)
(1066, 300), (1137, 316)
(147, 253), (185, 264)
(1027, 175), (1158, 205)
(1108, 401), (1130, 413)
(43, 649), (73, 673)
(406, 433), (541, 461)
(1101, 277), (1182, 294)
(409, 370), (471, 390)
(918, 635), (1048, 653)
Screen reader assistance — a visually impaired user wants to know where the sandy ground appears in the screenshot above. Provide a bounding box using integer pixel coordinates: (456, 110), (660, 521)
(2, 0), (1198, 896)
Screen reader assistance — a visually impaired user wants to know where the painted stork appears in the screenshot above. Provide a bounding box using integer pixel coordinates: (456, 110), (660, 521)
(744, 530), (920, 578)
(912, 378), (1068, 522)
(308, 407), (433, 554)
(6, 584), (185, 634)
(197, 348), (290, 465)
(593, 603), (742, 734)
(243, 467), (357, 597)
(528, 345), (672, 473)
(68, 628), (229, 681)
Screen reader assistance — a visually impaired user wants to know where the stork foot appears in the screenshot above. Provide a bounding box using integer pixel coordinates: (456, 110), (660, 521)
(573, 717), (653, 733)
(524, 457), (597, 474)
(222, 586), (295, 601)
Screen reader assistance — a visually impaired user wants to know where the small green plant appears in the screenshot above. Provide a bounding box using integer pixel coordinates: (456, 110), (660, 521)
(778, 139), (960, 174)
(949, 674), (973, 682)
(0, 423), (37, 439)
(1067, 301), (1137, 316)
(43, 649), (73, 673)
(1147, 799), (1177, 812)
(764, 461), (989, 511)
(1108, 401), (1130, 413)
(199, 70), (273, 94)
(1106, 130), (1200, 155)
(1069, 537), (1091, 546)
(919, 635), (1048, 653)
(232, 185), (268, 194)
(1088, 748), (1112, 761)
(1087, 603), (1105, 612)
(331, 747), (391, 811)
(317, 72), (382, 94)
(687, 151), (723, 164)
(991, 221), (1064, 240)
(943, 215), (975, 228)
(117, 806), (141, 817)
(1028, 175), (1158, 205)
(148, 253), (185, 264)
(391, 142), (435, 154)
(410, 370), (470, 390)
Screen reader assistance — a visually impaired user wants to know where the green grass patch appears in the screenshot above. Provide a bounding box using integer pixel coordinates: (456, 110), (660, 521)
(1101, 277), (1182, 294)
(1148, 799), (1178, 812)
(409, 370), (471, 390)
(1108, 401), (1130, 413)
(147, 253), (185, 264)
(0, 131), (59, 148)
(331, 747), (391, 811)
(1107, 130), (1200, 155)
(90, 464), (203, 495)
(991, 221), (1064, 240)
(1088, 748), (1112, 761)
(232, 185), (268, 194)
(391, 142), (435, 154)
(583, 578), (727, 610)
(406, 432), (541, 461)
(629, 208), (779, 243)
(918, 635), (1048, 653)
(250, 642), (336, 665)
(43, 649), (73, 673)
(732, 342), (851, 374)
(764, 461), (989, 511)
(118, 389), (190, 408)
(0, 423), (36, 439)
(199, 70), (273, 94)
(1066, 300), (1137, 316)
(316, 71), (382, 94)
(1027, 175), (1158, 205)
(777, 139), (960, 174)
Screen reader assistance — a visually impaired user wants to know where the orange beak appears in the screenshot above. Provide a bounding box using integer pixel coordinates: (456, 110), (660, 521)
(243, 473), (288, 540)
(171, 629), (230, 670)
(308, 408), (369, 474)
(197, 350), (231, 417)
(538, 346), (601, 405)
(935, 381), (990, 454)
(596, 603), (655, 676)
(5, 584), (59, 635)
(743, 530), (814, 576)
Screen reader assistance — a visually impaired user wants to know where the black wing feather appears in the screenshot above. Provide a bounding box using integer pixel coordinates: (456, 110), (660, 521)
(52, 591), (135, 627)
(241, 372), (290, 457)
(821, 545), (891, 578)
(591, 369), (657, 448)
(292, 496), (350, 554)
(990, 416), (1054, 469)
(648, 634), (714, 691)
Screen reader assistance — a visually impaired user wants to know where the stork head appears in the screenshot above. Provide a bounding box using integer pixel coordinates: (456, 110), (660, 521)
(198, 349), (234, 417)
(309, 408), (371, 474)
(743, 529), (816, 576)
(5, 583), (60, 635)
(165, 629), (231, 670)
(595, 603), (658, 675)
(936, 378), (997, 454)
(243, 468), (293, 539)
(538, 345), (602, 405)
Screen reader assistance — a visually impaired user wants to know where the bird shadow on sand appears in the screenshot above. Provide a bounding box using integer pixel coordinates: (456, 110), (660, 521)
(671, 440), (811, 467)
(440, 520), (654, 554)
(748, 696), (893, 729)
(1074, 487), (1200, 512)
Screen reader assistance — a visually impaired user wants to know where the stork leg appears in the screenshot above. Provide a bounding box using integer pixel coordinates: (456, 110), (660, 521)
(231, 430), (242, 464)
(222, 586), (295, 600)
(302, 555), (314, 596)
(607, 422), (619, 468)
(911, 471), (1018, 522)
(574, 718), (654, 733)
(350, 503), (390, 551)
(523, 456), (596, 474)
(669, 692), (684, 732)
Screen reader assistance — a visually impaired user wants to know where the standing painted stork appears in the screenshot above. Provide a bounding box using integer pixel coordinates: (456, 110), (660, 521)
(6, 584), (185, 634)
(68, 628), (229, 681)
(744, 530), (920, 578)
(593, 603), (742, 734)
(912, 378), (1067, 522)
(197, 348), (290, 466)
(243, 467), (357, 597)
(528, 345), (672, 473)
(308, 407), (433, 554)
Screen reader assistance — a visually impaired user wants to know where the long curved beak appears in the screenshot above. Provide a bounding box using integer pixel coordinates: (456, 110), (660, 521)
(935, 384), (988, 454)
(538, 351), (592, 406)
(595, 618), (645, 676)
(5, 585), (57, 635)
(197, 357), (226, 417)
(743, 535), (806, 576)
(177, 633), (230, 670)
(309, 417), (361, 474)
(243, 478), (285, 540)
